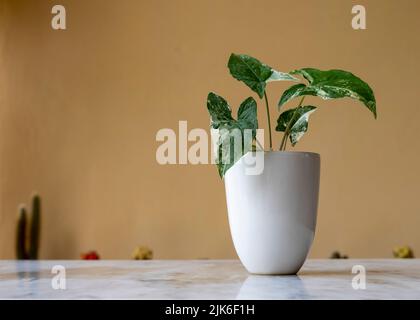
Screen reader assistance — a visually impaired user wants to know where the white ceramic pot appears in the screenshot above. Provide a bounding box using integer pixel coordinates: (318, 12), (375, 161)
(224, 151), (320, 275)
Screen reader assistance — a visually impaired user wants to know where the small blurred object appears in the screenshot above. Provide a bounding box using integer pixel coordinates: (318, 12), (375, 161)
(16, 194), (42, 260)
(132, 245), (153, 260)
(330, 251), (348, 259)
(81, 250), (100, 260)
(393, 246), (414, 258)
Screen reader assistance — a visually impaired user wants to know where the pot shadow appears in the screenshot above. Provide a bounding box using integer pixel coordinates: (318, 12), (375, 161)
(236, 274), (312, 299)
(235, 268), (389, 299)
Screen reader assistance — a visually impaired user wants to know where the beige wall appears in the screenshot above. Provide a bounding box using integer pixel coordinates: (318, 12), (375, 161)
(1, 0), (420, 259)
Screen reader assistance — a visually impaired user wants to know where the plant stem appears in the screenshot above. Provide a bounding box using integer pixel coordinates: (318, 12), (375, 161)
(255, 138), (264, 151)
(264, 92), (273, 151)
(279, 96), (305, 151)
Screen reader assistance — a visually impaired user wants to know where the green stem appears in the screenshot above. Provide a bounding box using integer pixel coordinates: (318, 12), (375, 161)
(283, 137), (288, 150)
(279, 96), (305, 151)
(264, 92), (273, 151)
(255, 138), (264, 151)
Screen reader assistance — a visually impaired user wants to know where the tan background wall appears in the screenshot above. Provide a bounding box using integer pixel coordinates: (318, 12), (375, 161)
(0, 0), (419, 259)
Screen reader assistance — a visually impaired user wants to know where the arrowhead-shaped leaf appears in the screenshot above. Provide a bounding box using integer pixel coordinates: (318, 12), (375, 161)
(228, 53), (296, 98)
(207, 92), (258, 177)
(276, 105), (317, 146)
(237, 96), (258, 138)
(278, 68), (376, 118)
(207, 92), (234, 129)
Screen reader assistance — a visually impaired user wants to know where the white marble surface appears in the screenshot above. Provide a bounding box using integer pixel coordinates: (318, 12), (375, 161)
(0, 259), (419, 299)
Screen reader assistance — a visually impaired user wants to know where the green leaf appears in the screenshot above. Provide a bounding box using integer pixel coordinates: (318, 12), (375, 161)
(207, 93), (258, 177)
(216, 126), (242, 177)
(276, 105), (317, 146)
(267, 70), (298, 82)
(228, 53), (296, 98)
(277, 83), (317, 110)
(278, 68), (376, 118)
(237, 96), (258, 137)
(207, 92), (234, 129)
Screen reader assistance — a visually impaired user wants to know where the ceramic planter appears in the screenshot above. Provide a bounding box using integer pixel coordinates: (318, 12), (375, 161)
(224, 151), (320, 275)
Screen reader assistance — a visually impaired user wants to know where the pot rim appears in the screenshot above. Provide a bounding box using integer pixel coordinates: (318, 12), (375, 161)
(246, 150), (320, 157)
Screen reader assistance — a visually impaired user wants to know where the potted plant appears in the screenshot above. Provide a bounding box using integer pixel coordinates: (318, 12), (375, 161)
(206, 54), (376, 274)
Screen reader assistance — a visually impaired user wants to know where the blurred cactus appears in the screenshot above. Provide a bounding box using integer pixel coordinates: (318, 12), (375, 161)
(132, 246), (153, 260)
(393, 246), (414, 258)
(15, 194), (42, 260)
(29, 195), (41, 259)
(16, 206), (28, 259)
(330, 251), (348, 259)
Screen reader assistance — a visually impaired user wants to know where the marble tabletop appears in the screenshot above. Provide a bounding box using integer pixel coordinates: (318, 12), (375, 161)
(0, 259), (419, 299)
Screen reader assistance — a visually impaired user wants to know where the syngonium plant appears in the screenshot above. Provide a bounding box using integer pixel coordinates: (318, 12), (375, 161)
(207, 54), (377, 178)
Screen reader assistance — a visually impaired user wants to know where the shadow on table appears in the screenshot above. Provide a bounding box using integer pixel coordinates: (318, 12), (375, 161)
(236, 274), (311, 299)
